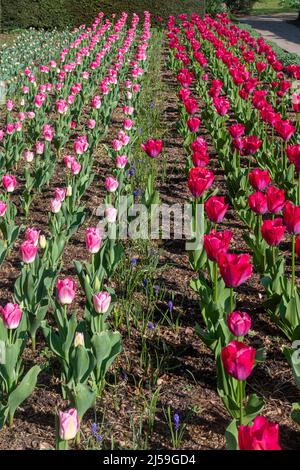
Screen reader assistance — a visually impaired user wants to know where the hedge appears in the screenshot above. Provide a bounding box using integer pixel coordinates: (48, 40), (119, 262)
(0, 0), (206, 31)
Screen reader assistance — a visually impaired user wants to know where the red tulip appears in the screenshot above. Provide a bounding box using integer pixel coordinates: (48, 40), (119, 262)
(191, 136), (207, 153)
(184, 97), (199, 115)
(248, 192), (267, 214)
(221, 340), (256, 381)
(256, 62), (267, 73)
(204, 196), (229, 223)
(238, 416), (281, 450)
(228, 123), (245, 139)
(192, 151), (209, 167)
(141, 139), (163, 158)
(243, 135), (262, 155)
(249, 169), (270, 191)
(266, 186), (285, 214)
(286, 144), (300, 172)
(188, 167), (214, 198)
(204, 230), (232, 262)
(218, 252), (252, 288)
(227, 311), (251, 337)
(275, 119), (296, 141)
(187, 117), (201, 133)
(284, 201), (300, 234)
(261, 218), (286, 246)
(213, 96), (230, 116)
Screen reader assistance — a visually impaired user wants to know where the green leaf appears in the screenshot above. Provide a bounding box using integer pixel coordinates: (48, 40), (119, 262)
(8, 364), (41, 418)
(225, 419), (239, 450)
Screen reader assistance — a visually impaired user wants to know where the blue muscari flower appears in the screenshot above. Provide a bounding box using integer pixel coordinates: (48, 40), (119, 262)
(174, 413), (180, 432)
(97, 434), (103, 443)
(168, 300), (173, 311)
(131, 257), (138, 266)
(128, 165), (135, 177)
(143, 278), (149, 288)
(137, 127), (143, 135)
(92, 422), (97, 435)
(154, 285), (160, 293)
(147, 321), (154, 330)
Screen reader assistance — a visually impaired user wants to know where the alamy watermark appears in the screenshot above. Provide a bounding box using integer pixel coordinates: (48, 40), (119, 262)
(96, 198), (204, 251)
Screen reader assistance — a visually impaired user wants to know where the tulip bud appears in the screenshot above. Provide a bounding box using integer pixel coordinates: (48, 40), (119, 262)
(74, 332), (85, 347)
(59, 409), (79, 441)
(39, 234), (47, 249)
(93, 291), (111, 314)
(66, 185), (72, 197)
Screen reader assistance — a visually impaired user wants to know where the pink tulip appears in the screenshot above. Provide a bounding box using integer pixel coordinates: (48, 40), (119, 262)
(71, 160), (81, 175)
(1, 303), (22, 329)
(105, 177), (119, 193)
(56, 99), (68, 114)
(141, 139), (163, 158)
(105, 207), (118, 223)
(24, 150), (34, 163)
(227, 311), (251, 337)
(93, 291), (111, 313)
(2, 175), (17, 192)
(0, 201), (7, 217)
(57, 278), (76, 305)
(36, 141), (44, 155)
(85, 227), (102, 253)
(116, 155), (128, 169)
(20, 240), (38, 264)
(59, 408), (79, 441)
(51, 198), (62, 214)
(54, 188), (66, 202)
(25, 228), (40, 246)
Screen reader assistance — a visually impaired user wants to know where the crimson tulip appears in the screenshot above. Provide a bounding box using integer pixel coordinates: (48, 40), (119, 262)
(141, 139), (163, 158)
(283, 201), (300, 234)
(248, 192), (267, 214)
(204, 196), (229, 223)
(203, 230), (232, 262)
(286, 144), (300, 172)
(227, 311), (251, 337)
(249, 169), (270, 191)
(266, 186), (285, 214)
(238, 416), (281, 450)
(221, 340), (255, 381)
(188, 167), (214, 198)
(261, 218), (286, 246)
(218, 252), (252, 288)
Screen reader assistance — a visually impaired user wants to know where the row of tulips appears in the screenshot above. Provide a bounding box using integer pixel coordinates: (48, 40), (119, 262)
(167, 12), (291, 450)
(0, 11), (153, 447)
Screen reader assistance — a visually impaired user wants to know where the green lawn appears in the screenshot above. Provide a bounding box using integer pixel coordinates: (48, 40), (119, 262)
(251, 0), (297, 15)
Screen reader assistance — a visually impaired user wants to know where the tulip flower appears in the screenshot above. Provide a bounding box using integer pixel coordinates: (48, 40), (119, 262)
(188, 167), (214, 199)
(227, 311), (251, 337)
(204, 196), (229, 224)
(54, 188), (66, 202)
(183, 97), (199, 115)
(74, 332), (85, 348)
(20, 240), (38, 264)
(0, 201), (7, 217)
(51, 198), (62, 214)
(284, 201), (300, 234)
(25, 228), (40, 246)
(261, 218), (286, 246)
(238, 416), (281, 450)
(57, 278), (76, 305)
(116, 155), (128, 169)
(266, 186), (285, 214)
(85, 227), (102, 254)
(1, 303), (22, 330)
(105, 177), (119, 193)
(187, 117), (201, 133)
(218, 252), (252, 310)
(2, 175), (17, 193)
(275, 119), (295, 141)
(287, 144), (300, 172)
(248, 192), (267, 214)
(93, 291), (111, 314)
(204, 230), (232, 262)
(249, 169), (270, 191)
(141, 139), (163, 158)
(192, 151), (209, 167)
(228, 123), (245, 139)
(105, 207), (118, 223)
(221, 340), (255, 381)
(59, 408), (79, 441)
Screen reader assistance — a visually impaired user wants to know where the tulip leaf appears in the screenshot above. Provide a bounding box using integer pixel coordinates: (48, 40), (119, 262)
(291, 403), (300, 426)
(8, 364), (41, 418)
(225, 419), (239, 450)
(243, 394), (264, 424)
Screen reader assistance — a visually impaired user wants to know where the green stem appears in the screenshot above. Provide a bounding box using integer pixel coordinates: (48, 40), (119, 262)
(31, 334), (36, 352)
(8, 410), (14, 428)
(292, 235), (296, 296)
(230, 288), (234, 312)
(239, 380), (244, 426)
(213, 262), (218, 303)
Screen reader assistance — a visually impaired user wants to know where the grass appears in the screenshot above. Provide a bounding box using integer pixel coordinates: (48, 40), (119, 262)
(251, 0), (297, 15)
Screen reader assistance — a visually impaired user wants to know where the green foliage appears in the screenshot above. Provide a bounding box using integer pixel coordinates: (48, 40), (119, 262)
(226, 0), (257, 12)
(1, 0), (205, 31)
